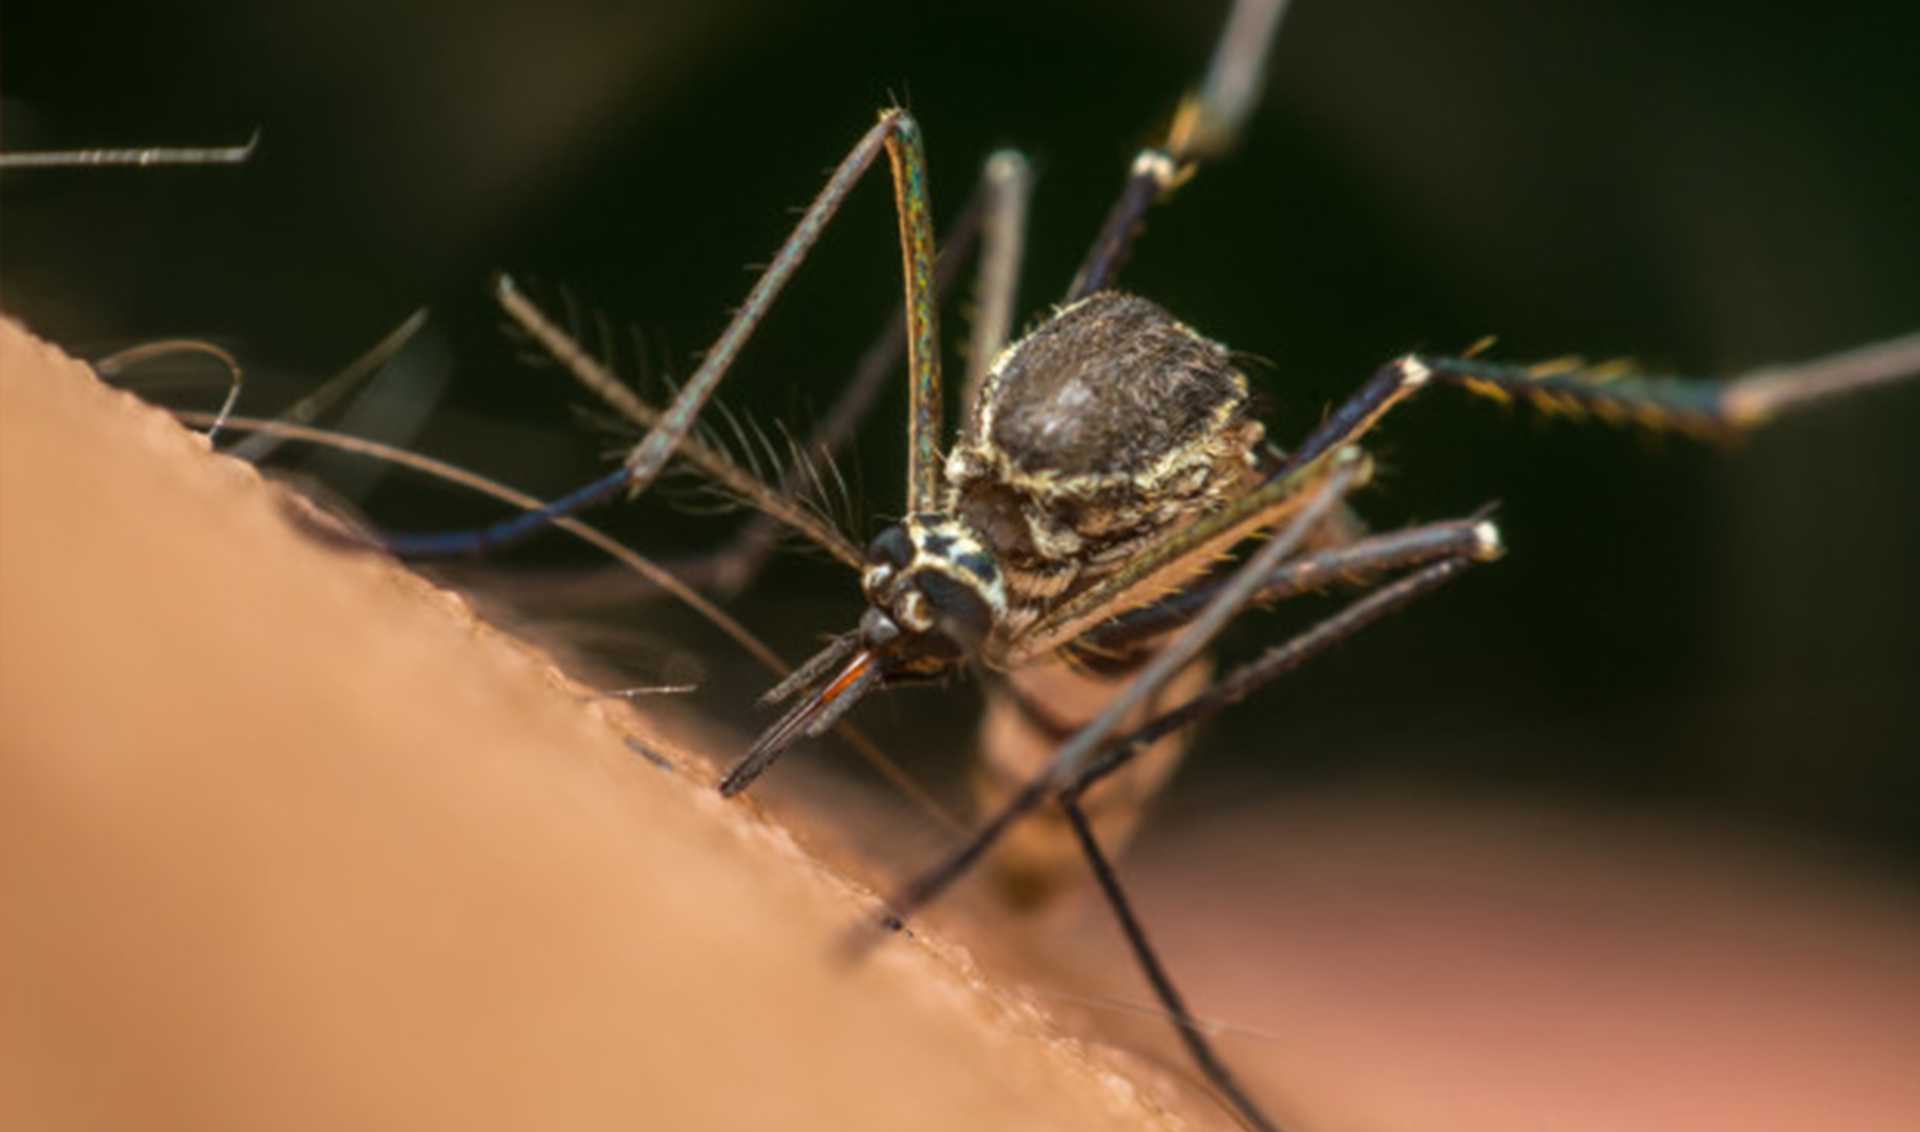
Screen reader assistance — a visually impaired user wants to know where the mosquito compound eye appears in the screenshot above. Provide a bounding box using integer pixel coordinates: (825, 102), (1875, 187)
(866, 525), (915, 570)
(860, 525), (915, 599)
(911, 569), (993, 653)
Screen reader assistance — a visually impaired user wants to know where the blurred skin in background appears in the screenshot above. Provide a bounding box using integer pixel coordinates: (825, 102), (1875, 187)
(6, 1), (1919, 1126)
(1106, 790), (1920, 1132)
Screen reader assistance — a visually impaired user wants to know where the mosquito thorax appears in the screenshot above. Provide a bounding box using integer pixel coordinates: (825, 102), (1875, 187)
(945, 292), (1266, 608)
(858, 515), (1008, 669)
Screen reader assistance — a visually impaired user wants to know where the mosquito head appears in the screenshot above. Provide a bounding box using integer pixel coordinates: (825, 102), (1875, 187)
(858, 514), (1006, 667)
(717, 514), (1007, 797)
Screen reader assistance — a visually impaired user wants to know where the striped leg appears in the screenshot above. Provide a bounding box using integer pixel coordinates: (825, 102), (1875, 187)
(1068, 0), (1296, 300)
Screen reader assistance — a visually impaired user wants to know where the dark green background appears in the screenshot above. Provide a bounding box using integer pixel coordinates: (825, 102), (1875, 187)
(8, 0), (1919, 867)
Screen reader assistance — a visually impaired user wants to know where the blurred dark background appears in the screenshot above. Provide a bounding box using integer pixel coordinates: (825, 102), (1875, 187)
(7, 0), (1918, 872)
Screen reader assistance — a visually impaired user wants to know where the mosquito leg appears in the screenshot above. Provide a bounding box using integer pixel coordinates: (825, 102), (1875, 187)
(1067, 0), (1296, 300)
(226, 309), (430, 463)
(1078, 516), (1503, 659)
(1059, 796), (1282, 1132)
(93, 338), (246, 445)
(1035, 554), (1490, 1132)
(1067, 552), (1487, 798)
(1066, 150), (1177, 303)
(1167, 0), (1296, 163)
(961, 149), (1035, 412)
(1278, 331), (1920, 498)
(1274, 354), (1438, 477)
(383, 109), (944, 558)
(1415, 332), (1920, 435)
(1042, 323), (1920, 654)
(1031, 328), (1920, 671)
(0, 128), (261, 169)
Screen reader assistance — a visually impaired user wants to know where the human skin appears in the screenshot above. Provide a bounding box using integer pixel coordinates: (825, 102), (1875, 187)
(0, 319), (1204, 1132)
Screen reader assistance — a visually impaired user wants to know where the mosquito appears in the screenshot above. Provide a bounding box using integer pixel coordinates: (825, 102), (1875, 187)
(375, 1), (1920, 1127)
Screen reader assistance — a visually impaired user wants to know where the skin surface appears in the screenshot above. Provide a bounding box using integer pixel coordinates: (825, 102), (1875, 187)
(0, 318), (1205, 1132)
